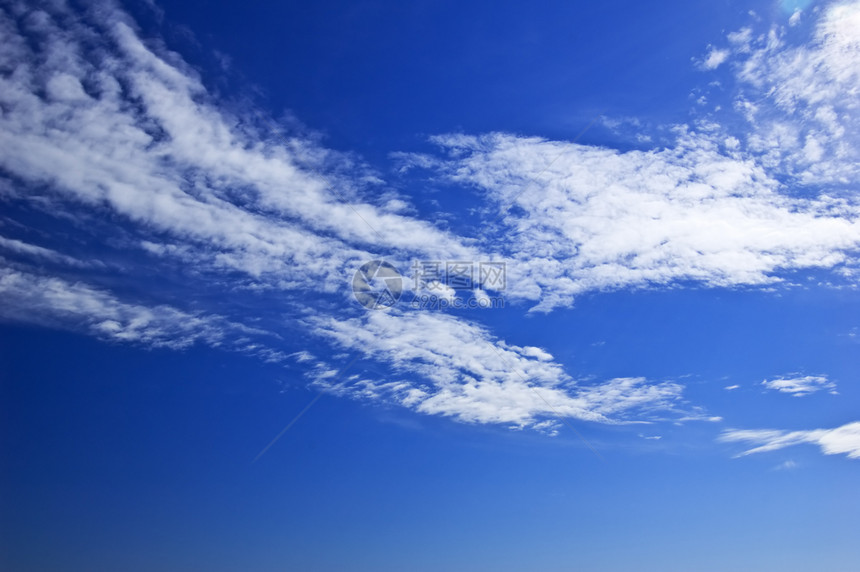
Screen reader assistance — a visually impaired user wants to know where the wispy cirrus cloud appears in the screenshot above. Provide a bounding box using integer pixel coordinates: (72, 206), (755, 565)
(0, 0), (482, 294)
(761, 374), (837, 396)
(0, 0), (704, 436)
(698, 46), (730, 70)
(0, 235), (95, 268)
(306, 311), (699, 428)
(709, 0), (860, 186)
(0, 265), (249, 349)
(425, 129), (860, 311)
(774, 459), (798, 471)
(406, 1), (860, 314)
(405, 1), (860, 312)
(720, 421), (860, 460)
(0, 0), (854, 443)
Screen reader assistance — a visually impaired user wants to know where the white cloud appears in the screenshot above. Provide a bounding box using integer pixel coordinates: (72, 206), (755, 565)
(430, 130), (860, 311)
(1, 0), (654, 438)
(519, 345), (554, 361)
(424, 280), (457, 303)
(788, 10), (802, 27)
(774, 459), (798, 470)
(1, 0), (844, 442)
(728, 27), (754, 52)
(700, 47), (730, 70)
(0, 266), (248, 349)
(6, 0), (857, 322)
(724, 0), (860, 185)
(0, 0), (483, 297)
(306, 311), (694, 429)
(720, 421), (860, 459)
(724, 384), (741, 390)
(531, 420), (562, 436)
(761, 374), (837, 396)
(0, 235), (93, 268)
(289, 350), (315, 363)
(472, 288), (492, 308)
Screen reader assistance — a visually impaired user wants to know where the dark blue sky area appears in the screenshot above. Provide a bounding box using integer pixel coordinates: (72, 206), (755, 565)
(149, 0), (748, 152)
(3, 326), (858, 572)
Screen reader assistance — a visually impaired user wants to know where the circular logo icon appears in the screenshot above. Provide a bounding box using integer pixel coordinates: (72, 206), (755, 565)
(352, 260), (403, 310)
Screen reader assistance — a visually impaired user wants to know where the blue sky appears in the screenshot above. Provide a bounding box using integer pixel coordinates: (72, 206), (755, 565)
(1, 0), (859, 570)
